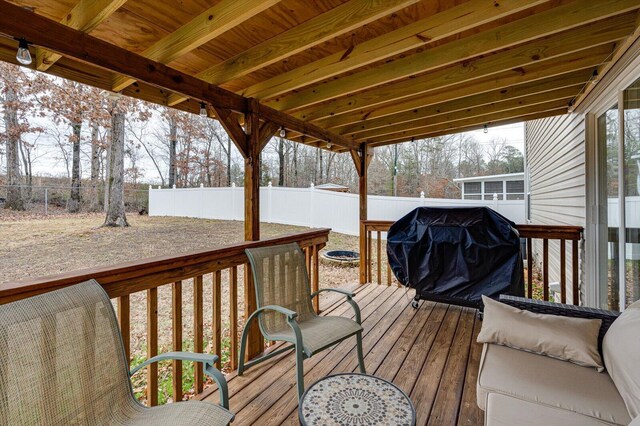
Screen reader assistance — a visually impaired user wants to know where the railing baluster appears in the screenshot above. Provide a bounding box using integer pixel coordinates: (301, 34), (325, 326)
(312, 244), (320, 313)
(146, 287), (158, 406)
(172, 281), (182, 402)
(543, 239), (549, 301)
(560, 240), (566, 304)
(387, 263), (392, 286)
(193, 275), (204, 394)
(526, 238), (533, 299)
(377, 231), (382, 285)
(213, 271), (222, 369)
(572, 240), (579, 305)
(229, 266), (238, 370)
(117, 295), (130, 365)
(367, 230), (372, 283)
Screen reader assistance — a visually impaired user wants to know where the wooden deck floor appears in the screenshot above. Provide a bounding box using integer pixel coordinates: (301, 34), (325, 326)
(200, 283), (484, 425)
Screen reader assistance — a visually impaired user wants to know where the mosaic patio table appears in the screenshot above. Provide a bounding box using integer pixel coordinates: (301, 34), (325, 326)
(299, 373), (416, 426)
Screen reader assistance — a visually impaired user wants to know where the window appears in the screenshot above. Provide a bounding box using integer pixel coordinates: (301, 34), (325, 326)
(464, 182), (481, 194)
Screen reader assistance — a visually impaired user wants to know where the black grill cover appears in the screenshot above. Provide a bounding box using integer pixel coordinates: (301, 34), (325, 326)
(387, 207), (524, 309)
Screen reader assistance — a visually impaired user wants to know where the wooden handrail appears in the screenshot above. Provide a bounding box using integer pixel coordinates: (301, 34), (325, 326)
(0, 228), (330, 303)
(0, 228), (329, 406)
(360, 220), (583, 305)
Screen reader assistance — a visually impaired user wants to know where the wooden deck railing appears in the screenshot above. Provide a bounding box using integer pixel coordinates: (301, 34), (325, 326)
(0, 228), (329, 405)
(361, 220), (583, 305)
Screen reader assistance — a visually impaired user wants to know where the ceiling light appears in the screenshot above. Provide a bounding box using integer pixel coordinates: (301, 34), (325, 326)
(279, 127), (286, 138)
(199, 102), (207, 117)
(483, 124), (489, 134)
(16, 38), (31, 65)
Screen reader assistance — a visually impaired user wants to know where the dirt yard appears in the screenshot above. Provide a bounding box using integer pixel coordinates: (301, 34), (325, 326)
(0, 211), (362, 402)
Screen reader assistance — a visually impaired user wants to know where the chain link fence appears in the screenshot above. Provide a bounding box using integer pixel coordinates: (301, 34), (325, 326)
(0, 184), (149, 215)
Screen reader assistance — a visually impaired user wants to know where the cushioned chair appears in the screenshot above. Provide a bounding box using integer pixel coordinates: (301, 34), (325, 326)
(0, 280), (234, 425)
(477, 295), (640, 426)
(239, 243), (365, 399)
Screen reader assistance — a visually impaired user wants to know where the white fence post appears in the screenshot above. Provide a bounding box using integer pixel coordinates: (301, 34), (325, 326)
(492, 193), (499, 211)
(267, 181), (273, 223)
(309, 183), (315, 228)
(420, 191), (425, 207)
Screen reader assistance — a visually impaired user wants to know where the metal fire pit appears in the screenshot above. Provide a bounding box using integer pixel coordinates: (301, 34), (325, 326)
(321, 250), (360, 267)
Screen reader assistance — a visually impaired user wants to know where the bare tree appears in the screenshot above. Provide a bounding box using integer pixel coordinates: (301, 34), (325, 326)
(104, 98), (128, 227)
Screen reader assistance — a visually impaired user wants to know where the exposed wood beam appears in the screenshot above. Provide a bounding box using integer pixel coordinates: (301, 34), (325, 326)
(268, 0), (640, 113)
(111, 0), (280, 92)
(364, 100), (569, 145)
(352, 88), (576, 142)
(285, 45), (611, 139)
(369, 108), (567, 147)
(336, 71), (591, 136)
(572, 10), (640, 109)
(0, 3), (355, 151)
(242, 0), (548, 99)
(210, 106), (248, 157)
(36, 0), (127, 71)
(166, 0), (421, 106)
(291, 15), (632, 124)
(258, 121), (280, 151)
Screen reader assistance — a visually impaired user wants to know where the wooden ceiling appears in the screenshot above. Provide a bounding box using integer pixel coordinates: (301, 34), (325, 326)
(1, 0), (639, 152)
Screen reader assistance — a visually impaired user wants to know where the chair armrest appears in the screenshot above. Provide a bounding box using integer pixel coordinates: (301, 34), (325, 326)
(498, 295), (620, 350)
(130, 351), (230, 409)
(310, 288), (356, 299)
(257, 305), (298, 320)
(310, 288), (361, 325)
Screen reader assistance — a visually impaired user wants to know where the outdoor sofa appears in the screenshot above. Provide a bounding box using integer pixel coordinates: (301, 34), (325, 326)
(477, 295), (640, 426)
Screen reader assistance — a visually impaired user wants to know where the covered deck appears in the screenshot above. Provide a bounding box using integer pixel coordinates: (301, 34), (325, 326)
(199, 284), (482, 426)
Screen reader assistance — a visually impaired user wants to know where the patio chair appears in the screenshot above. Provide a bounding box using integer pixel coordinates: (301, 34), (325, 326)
(239, 243), (365, 399)
(0, 280), (234, 425)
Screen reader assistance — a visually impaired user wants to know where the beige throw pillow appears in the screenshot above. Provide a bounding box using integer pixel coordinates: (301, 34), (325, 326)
(478, 295), (604, 371)
(603, 299), (640, 418)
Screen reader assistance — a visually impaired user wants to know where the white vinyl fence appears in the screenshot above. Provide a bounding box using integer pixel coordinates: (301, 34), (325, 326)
(149, 184), (526, 236)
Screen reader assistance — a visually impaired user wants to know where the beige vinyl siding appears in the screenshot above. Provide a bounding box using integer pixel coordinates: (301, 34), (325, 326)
(525, 113), (585, 303)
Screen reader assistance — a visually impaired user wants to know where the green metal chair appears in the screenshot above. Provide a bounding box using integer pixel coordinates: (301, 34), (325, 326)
(239, 243), (365, 399)
(0, 280), (234, 425)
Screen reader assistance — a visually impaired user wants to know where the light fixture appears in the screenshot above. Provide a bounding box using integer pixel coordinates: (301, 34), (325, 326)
(591, 69), (599, 85)
(326, 142), (332, 149)
(279, 126), (286, 138)
(16, 38), (32, 65)
(199, 102), (207, 117)
(483, 124), (489, 134)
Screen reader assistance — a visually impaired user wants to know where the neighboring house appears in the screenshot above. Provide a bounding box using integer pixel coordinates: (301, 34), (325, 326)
(526, 38), (640, 311)
(453, 173), (525, 201)
(313, 183), (349, 193)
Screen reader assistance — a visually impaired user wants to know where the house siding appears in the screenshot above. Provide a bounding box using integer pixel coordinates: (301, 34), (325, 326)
(525, 113), (585, 303)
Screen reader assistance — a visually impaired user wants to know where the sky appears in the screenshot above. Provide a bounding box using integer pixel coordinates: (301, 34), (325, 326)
(8, 116), (525, 184)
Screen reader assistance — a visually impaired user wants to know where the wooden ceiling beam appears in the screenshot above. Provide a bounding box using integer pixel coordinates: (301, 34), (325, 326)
(368, 108), (568, 148)
(0, 2), (356, 151)
(165, 0), (421, 106)
(242, 0), (548, 100)
(291, 15), (632, 124)
(351, 88), (577, 142)
(36, 0), (127, 71)
(269, 0), (640, 113)
(363, 100), (569, 145)
(111, 0), (280, 92)
(337, 72), (591, 136)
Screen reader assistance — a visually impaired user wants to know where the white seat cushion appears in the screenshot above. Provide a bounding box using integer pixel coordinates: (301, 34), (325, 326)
(485, 393), (620, 426)
(603, 299), (640, 418)
(477, 344), (631, 425)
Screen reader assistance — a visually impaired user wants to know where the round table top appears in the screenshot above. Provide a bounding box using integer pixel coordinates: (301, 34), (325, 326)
(298, 373), (416, 426)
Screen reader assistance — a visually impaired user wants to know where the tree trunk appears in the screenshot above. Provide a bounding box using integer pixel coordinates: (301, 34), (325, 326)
(68, 122), (82, 212)
(103, 110), (128, 227)
(227, 137), (232, 186)
(293, 143), (298, 186)
(168, 116), (177, 187)
(277, 138), (285, 186)
(89, 122), (101, 212)
(103, 128), (111, 213)
(4, 86), (24, 210)
(18, 139), (32, 200)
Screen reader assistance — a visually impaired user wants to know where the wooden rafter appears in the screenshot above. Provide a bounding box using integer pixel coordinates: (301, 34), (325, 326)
(36, 0), (127, 71)
(0, 1), (355, 151)
(365, 101), (569, 145)
(310, 46), (612, 131)
(290, 16), (633, 124)
(268, 0), (640, 113)
(165, 0), (421, 106)
(241, 0), (549, 99)
(335, 70), (592, 137)
(111, 0), (281, 92)
(210, 106), (248, 157)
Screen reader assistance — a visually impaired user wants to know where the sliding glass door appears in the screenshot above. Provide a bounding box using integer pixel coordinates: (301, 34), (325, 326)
(597, 77), (640, 310)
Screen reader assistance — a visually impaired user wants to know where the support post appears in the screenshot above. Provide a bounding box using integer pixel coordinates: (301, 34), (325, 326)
(353, 145), (370, 284)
